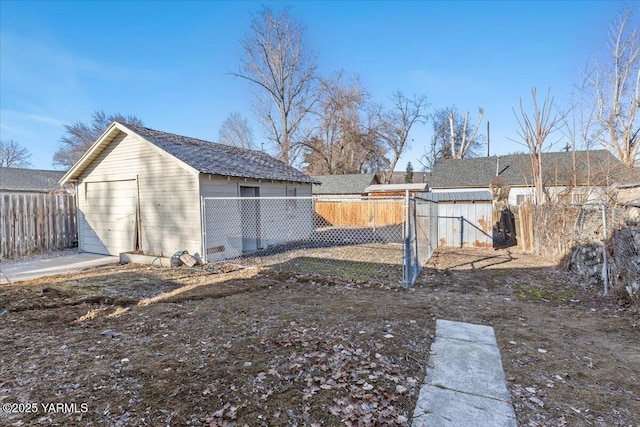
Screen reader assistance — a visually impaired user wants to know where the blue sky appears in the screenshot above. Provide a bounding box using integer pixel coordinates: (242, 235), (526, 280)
(0, 0), (632, 171)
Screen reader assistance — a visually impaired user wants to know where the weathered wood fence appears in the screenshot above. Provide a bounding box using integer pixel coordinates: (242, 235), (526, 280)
(0, 193), (77, 259)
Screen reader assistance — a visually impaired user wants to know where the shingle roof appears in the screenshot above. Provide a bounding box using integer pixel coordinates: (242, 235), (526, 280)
(311, 173), (379, 194)
(388, 171), (430, 184)
(125, 123), (318, 184)
(430, 150), (625, 188)
(0, 167), (65, 192)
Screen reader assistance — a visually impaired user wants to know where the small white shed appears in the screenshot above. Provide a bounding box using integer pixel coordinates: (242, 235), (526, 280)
(60, 122), (317, 259)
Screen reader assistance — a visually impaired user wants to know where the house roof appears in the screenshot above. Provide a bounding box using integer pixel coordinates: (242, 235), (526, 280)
(61, 122), (318, 184)
(430, 150), (625, 188)
(387, 171), (430, 184)
(311, 173), (379, 194)
(419, 191), (493, 202)
(0, 167), (65, 192)
(365, 183), (429, 193)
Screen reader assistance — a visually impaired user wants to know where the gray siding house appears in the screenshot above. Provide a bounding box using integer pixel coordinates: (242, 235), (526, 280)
(430, 150), (627, 205)
(60, 122), (317, 259)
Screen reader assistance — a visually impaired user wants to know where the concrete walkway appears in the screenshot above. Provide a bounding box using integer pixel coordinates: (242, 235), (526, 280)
(0, 253), (119, 284)
(412, 319), (518, 427)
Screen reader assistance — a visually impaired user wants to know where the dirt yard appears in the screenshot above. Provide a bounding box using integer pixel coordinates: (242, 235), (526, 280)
(1, 247), (638, 426)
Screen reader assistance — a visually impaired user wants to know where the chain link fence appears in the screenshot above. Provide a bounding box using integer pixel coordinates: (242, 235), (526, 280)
(201, 195), (442, 286)
(529, 203), (640, 301)
(405, 196), (439, 283)
(202, 196), (408, 285)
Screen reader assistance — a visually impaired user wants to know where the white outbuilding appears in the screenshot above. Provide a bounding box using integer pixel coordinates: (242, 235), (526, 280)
(60, 122), (317, 259)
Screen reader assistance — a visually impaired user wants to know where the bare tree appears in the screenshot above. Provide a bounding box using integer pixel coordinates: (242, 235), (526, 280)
(232, 7), (317, 165)
(0, 139), (32, 168)
(378, 92), (428, 183)
(419, 106), (484, 171)
(302, 72), (384, 175)
(589, 7), (640, 167)
(448, 107), (484, 159)
(218, 112), (255, 149)
(53, 110), (143, 169)
(512, 88), (566, 205)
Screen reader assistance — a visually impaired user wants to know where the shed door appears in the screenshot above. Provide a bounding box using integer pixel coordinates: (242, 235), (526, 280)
(83, 179), (138, 255)
(240, 186), (260, 253)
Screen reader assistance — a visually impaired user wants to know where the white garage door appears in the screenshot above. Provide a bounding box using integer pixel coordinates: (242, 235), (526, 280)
(83, 179), (138, 255)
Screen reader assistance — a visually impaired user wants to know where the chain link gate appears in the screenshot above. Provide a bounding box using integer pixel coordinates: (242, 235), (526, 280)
(201, 196), (407, 285)
(405, 195), (439, 284)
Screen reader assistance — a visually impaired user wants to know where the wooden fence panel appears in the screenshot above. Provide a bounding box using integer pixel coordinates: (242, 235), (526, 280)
(315, 199), (404, 227)
(0, 192), (77, 259)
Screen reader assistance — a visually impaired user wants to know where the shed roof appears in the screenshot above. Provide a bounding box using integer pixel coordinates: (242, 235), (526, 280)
(311, 173), (379, 194)
(430, 150), (624, 188)
(0, 167), (65, 192)
(418, 191), (493, 202)
(61, 122), (318, 184)
(365, 183), (429, 193)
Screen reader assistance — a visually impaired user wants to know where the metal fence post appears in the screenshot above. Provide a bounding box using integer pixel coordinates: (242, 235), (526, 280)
(403, 190), (411, 288)
(601, 204), (609, 296)
(201, 196), (207, 263)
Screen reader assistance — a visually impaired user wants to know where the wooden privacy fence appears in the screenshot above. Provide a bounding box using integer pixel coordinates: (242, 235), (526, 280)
(0, 193), (77, 259)
(492, 202), (535, 252)
(314, 198), (405, 227)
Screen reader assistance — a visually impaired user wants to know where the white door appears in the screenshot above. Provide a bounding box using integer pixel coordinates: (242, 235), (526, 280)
(82, 179), (138, 255)
(240, 186), (260, 253)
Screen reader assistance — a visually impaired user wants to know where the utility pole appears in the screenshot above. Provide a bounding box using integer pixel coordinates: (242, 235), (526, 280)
(487, 121), (490, 157)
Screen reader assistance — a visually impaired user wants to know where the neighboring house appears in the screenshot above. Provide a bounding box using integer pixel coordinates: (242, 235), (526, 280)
(387, 171), (430, 185)
(0, 167), (68, 194)
(613, 170), (640, 206)
(60, 122), (317, 259)
(429, 150), (628, 205)
(365, 183), (429, 197)
(311, 173), (380, 196)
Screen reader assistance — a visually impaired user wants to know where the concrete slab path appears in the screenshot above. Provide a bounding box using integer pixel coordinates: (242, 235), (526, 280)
(412, 319), (518, 427)
(0, 253), (119, 284)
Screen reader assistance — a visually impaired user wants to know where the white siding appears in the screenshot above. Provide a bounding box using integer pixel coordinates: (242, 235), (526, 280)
(77, 132), (201, 257)
(199, 177), (314, 262)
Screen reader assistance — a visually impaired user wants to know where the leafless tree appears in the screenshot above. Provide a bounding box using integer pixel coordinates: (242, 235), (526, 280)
(0, 139), (32, 168)
(563, 80), (601, 197)
(232, 7), (317, 165)
(513, 88), (566, 205)
(419, 106), (484, 171)
(378, 92), (428, 183)
(302, 72), (384, 175)
(589, 7), (640, 167)
(448, 107), (484, 159)
(53, 110), (143, 169)
(218, 112), (255, 149)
